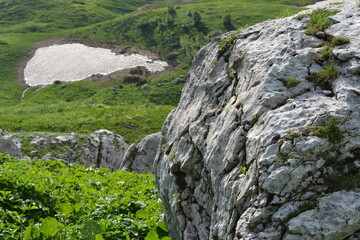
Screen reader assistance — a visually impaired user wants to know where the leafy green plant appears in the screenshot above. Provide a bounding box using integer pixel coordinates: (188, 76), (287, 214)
(304, 9), (340, 35)
(0, 153), (168, 239)
(239, 166), (247, 178)
(172, 193), (181, 204)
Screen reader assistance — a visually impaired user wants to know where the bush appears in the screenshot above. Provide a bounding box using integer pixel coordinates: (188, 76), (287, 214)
(0, 154), (169, 239)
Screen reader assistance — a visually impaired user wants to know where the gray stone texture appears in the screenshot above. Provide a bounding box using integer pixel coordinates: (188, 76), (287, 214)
(151, 4), (360, 240)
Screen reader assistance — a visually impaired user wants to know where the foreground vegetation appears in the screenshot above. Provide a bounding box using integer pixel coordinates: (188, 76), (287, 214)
(0, 0), (306, 143)
(0, 153), (168, 239)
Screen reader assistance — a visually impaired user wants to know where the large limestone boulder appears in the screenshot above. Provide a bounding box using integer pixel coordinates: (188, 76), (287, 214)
(0, 132), (22, 158)
(11, 129), (128, 170)
(152, 3), (360, 240)
(120, 132), (161, 173)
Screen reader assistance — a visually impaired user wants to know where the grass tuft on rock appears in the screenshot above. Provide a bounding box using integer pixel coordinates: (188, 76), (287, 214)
(328, 36), (350, 47)
(307, 63), (338, 90)
(304, 9), (340, 35)
(314, 119), (342, 142)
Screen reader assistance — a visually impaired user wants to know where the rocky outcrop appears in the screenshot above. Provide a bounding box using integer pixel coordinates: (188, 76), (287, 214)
(120, 132), (161, 173)
(151, 3), (360, 240)
(0, 130), (22, 158)
(7, 129), (128, 170)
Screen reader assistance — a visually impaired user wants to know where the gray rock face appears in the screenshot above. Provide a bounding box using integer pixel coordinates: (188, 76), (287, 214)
(0, 135), (22, 158)
(120, 132), (161, 173)
(152, 4), (360, 240)
(11, 129), (128, 170)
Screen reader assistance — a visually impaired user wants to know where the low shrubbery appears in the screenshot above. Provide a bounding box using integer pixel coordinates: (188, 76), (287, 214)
(0, 153), (169, 240)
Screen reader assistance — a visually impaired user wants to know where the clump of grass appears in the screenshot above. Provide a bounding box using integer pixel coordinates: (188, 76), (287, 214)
(168, 151), (176, 161)
(315, 63), (338, 80)
(314, 119), (342, 142)
(328, 36), (350, 47)
(317, 45), (332, 62)
(304, 9), (340, 35)
(316, 36), (350, 62)
(218, 34), (236, 59)
(0, 40), (9, 45)
(307, 63), (338, 90)
(296, 13), (310, 20)
(330, 2), (344, 5)
(280, 77), (300, 88)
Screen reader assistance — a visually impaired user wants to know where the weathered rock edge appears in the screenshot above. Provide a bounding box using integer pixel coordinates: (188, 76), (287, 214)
(1, 130), (128, 170)
(152, 4), (360, 240)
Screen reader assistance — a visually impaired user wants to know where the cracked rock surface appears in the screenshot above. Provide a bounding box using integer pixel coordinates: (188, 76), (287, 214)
(149, 4), (360, 240)
(3, 130), (128, 170)
(120, 132), (161, 173)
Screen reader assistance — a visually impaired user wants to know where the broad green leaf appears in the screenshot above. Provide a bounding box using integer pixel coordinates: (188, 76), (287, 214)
(157, 221), (168, 232)
(145, 228), (160, 240)
(95, 235), (104, 240)
(24, 220), (35, 240)
(40, 217), (58, 237)
(59, 202), (74, 215)
(81, 220), (102, 240)
(74, 202), (83, 212)
(124, 232), (131, 240)
(136, 209), (149, 219)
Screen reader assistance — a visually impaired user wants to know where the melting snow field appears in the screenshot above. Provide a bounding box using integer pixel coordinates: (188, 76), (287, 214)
(24, 43), (168, 86)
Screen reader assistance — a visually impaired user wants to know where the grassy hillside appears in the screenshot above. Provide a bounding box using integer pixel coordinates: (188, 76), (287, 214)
(0, 0), (306, 143)
(0, 0), (157, 30)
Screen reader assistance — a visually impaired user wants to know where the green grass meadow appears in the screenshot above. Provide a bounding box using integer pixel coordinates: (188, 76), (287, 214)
(0, 0), (305, 144)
